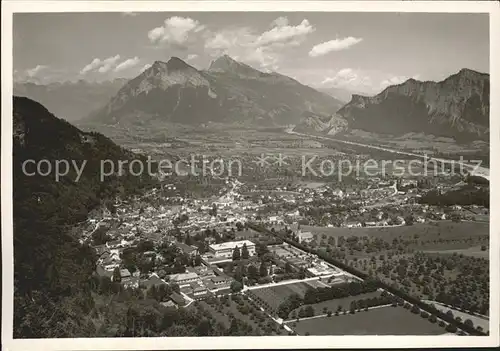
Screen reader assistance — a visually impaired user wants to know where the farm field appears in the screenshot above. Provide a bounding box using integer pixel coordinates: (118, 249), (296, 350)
(286, 291), (382, 319)
(423, 245), (489, 259)
(306, 220), (488, 267)
(304, 279), (330, 288)
(234, 228), (263, 240)
(354, 251), (490, 316)
(424, 300), (489, 332)
(248, 282), (313, 312)
(193, 294), (288, 336)
(302, 220), (488, 245)
(289, 306), (447, 335)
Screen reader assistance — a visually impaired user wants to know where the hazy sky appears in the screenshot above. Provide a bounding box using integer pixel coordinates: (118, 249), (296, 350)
(13, 12), (489, 94)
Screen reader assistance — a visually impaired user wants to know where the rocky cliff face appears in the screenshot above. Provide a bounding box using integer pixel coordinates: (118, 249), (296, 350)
(336, 69), (489, 141)
(293, 111), (348, 135)
(91, 58), (219, 125)
(88, 56), (344, 127)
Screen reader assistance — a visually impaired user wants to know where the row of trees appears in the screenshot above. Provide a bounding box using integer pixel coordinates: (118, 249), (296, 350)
(200, 293), (285, 335)
(248, 223), (487, 336)
(274, 280), (379, 319)
(232, 243), (251, 260)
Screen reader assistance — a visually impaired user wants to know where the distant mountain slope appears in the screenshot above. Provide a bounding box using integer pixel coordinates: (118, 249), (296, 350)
(14, 96), (154, 225)
(87, 56), (344, 127)
(335, 69), (489, 141)
(14, 79), (127, 122)
(292, 111), (348, 135)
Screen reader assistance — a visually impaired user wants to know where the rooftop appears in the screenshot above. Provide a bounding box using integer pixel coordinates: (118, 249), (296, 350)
(298, 230), (313, 237)
(170, 272), (199, 282)
(209, 240), (255, 251)
(140, 274), (166, 289)
(170, 292), (186, 306)
(211, 275), (230, 283)
(176, 242), (198, 254)
(120, 268), (131, 277)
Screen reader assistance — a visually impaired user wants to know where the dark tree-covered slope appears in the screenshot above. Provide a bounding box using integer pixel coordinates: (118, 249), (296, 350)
(13, 96), (155, 337)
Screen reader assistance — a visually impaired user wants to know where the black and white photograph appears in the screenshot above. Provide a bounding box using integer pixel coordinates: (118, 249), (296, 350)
(2, 1), (499, 350)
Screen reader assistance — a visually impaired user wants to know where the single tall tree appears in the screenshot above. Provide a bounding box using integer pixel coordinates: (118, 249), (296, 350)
(259, 261), (268, 277)
(241, 243), (249, 259)
(194, 255), (202, 266)
(112, 267), (122, 283)
(232, 246), (241, 261)
(248, 265), (259, 280)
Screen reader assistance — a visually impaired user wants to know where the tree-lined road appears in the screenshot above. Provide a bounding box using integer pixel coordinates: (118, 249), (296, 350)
(288, 130), (490, 181)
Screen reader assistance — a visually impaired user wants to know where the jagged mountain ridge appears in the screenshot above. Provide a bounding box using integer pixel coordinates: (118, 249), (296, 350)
(13, 79), (127, 122)
(208, 54), (267, 79)
(335, 69), (490, 141)
(87, 56), (344, 126)
(92, 58), (220, 125)
(319, 86), (369, 103)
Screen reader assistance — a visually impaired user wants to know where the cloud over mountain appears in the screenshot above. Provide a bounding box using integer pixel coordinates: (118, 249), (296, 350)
(254, 18), (314, 47)
(80, 55), (121, 75)
(25, 65), (48, 78)
(114, 57), (141, 72)
(380, 74), (421, 89)
(13, 12), (488, 96)
(79, 55), (147, 77)
(14, 65), (67, 84)
(148, 16), (205, 47)
(204, 17), (315, 70)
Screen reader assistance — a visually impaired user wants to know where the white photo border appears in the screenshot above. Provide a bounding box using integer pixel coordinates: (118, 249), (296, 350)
(2, 1), (499, 350)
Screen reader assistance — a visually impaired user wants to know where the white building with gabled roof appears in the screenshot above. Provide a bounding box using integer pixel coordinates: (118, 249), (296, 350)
(208, 240), (256, 258)
(169, 272), (200, 287)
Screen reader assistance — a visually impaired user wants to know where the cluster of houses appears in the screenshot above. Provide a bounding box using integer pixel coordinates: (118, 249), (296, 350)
(269, 242), (350, 282)
(94, 237), (263, 303)
(170, 265), (234, 298)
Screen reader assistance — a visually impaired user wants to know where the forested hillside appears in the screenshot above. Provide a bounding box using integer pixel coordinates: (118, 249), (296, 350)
(13, 97), (161, 337)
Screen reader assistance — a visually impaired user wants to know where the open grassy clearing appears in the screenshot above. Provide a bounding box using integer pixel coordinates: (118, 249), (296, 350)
(234, 228), (263, 240)
(304, 279), (330, 288)
(194, 294), (287, 336)
(249, 282), (313, 312)
(423, 245), (489, 259)
(286, 291), (383, 319)
(302, 221), (488, 243)
(307, 220), (489, 264)
(289, 306), (447, 335)
(351, 252), (490, 315)
(294, 220), (489, 317)
(424, 300), (489, 332)
(343, 129), (488, 156)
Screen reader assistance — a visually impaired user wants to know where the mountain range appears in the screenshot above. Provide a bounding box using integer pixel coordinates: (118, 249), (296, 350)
(86, 55), (344, 127)
(296, 68), (490, 142)
(13, 56), (489, 142)
(14, 79), (127, 122)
